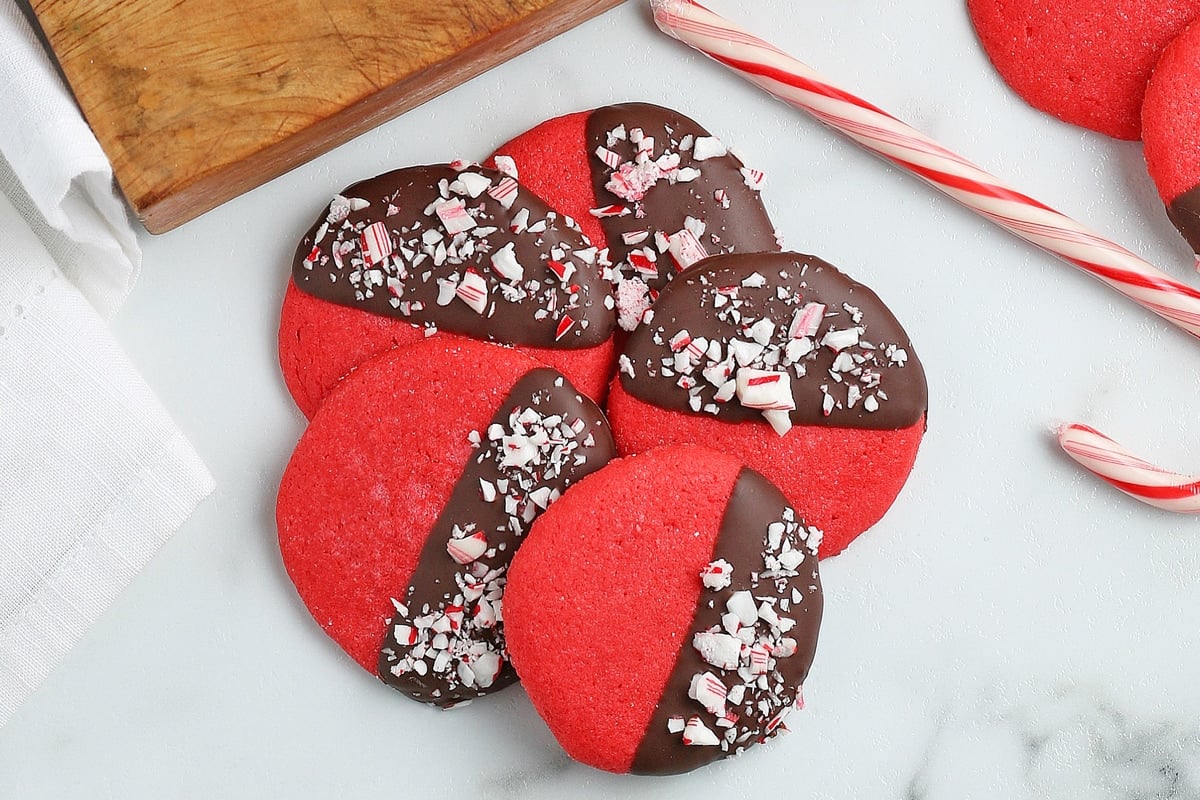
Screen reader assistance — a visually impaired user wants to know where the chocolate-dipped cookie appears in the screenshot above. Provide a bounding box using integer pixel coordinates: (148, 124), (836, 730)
(606, 251), (928, 557)
(490, 102), (780, 330)
(504, 445), (822, 775)
(279, 163), (617, 418)
(276, 337), (615, 707)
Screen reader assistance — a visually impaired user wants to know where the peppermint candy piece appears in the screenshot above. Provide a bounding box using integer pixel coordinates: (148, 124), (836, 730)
(682, 716), (720, 747)
(446, 531), (488, 565)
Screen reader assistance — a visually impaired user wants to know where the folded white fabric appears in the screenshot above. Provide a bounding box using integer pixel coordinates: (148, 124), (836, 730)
(0, 5), (214, 727)
(0, 2), (139, 318)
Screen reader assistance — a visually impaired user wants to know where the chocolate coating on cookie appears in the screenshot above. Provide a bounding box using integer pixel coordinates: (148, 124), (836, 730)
(292, 164), (614, 349)
(378, 367), (615, 707)
(631, 467), (822, 775)
(1167, 186), (1200, 254)
(619, 252), (927, 432)
(585, 103), (779, 328)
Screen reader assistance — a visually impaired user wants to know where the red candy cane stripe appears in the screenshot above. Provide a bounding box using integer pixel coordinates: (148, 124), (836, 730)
(623, 229), (650, 245)
(392, 624), (418, 646)
(486, 176), (519, 210)
(667, 228), (709, 271)
(1057, 424), (1200, 513)
(594, 146), (622, 169)
(650, 0), (1200, 338)
(669, 330), (694, 352)
(446, 531), (489, 564)
(547, 259), (575, 283)
(682, 715), (720, 746)
(456, 270), (488, 315)
(360, 221), (393, 266)
(436, 198), (476, 234)
(589, 204), (631, 218)
(628, 250), (659, 277)
(789, 302), (825, 338)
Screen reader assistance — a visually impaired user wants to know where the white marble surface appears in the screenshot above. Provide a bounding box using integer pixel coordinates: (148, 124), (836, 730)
(3, 0), (1200, 796)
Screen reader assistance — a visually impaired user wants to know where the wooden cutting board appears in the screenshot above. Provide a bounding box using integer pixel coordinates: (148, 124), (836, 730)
(30, 0), (626, 233)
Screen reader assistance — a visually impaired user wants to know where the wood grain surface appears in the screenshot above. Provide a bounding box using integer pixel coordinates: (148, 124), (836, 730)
(30, 0), (626, 233)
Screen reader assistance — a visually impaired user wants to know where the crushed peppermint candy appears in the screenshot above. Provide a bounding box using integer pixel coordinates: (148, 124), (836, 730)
(671, 502), (821, 754)
(492, 155), (519, 179)
(360, 221), (393, 266)
(615, 277), (654, 332)
(740, 167), (766, 190)
(486, 176), (519, 209)
(692, 136), (729, 161)
(380, 383), (608, 705)
(594, 145), (622, 170)
(435, 198), (476, 234)
(692, 631), (741, 670)
(700, 561), (734, 592)
(489, 242), (525, 283)
(735, 369), (796, 412)
(789, 302), (826, 338)
(455, 270), (488, 314)
(589, 111), (775, 331)
(454, 171), (492, 199)
(667, 229), (710, 271)
(555, 315), (576, 341)
(688, 672), (728, 716)
(590, 204), (631, 218)
(682, 716), (721, 747)
(293, 164), (609, 347)
(625, 261), (915, 434)
(446, 530), (488, 564)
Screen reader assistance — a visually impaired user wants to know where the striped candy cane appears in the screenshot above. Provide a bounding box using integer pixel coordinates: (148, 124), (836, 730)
(650, 0), (1200, 338)
(652, 0), (1200, 513)
(1058, 424), (1200, 513)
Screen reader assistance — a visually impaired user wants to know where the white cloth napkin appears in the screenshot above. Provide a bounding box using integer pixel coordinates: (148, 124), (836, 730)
(0, 3), (214, 727)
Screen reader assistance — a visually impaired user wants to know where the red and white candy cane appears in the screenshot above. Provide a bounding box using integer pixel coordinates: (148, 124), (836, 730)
(1058, 424), (1200, 513)
(650, 0), (1200, 338)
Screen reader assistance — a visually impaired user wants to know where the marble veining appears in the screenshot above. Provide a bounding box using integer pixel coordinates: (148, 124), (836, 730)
(908, 685), (1200, 800)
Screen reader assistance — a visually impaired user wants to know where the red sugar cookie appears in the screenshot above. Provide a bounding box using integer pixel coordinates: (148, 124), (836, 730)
(968, 0), (1200, 139)
(276, 337), (615, 707)
(1143, 18), (1200, 253)
(606, 252), (928, 558)
(504, 445), (823, 775)
(279, 163), (617, 418)
(490, 102), (780, 330)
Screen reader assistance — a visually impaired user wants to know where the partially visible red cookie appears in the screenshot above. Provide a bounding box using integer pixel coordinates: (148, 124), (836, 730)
(1144, 18), (1200, 252)
(279, 163), (616, 418)
(968, 0), (1200, 139)
(490, 102), (781, 330)
(606, 252), (928, 558)
(504, 445), (823, 775)
(276, 337), (614, 707)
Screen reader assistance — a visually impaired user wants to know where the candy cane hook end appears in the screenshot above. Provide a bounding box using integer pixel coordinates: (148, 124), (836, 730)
(1058, 423), (1200, 514)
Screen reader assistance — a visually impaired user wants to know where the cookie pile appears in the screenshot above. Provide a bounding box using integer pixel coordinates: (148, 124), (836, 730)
(275, 103), (928, 774)
(968, 1), (1200, 255)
